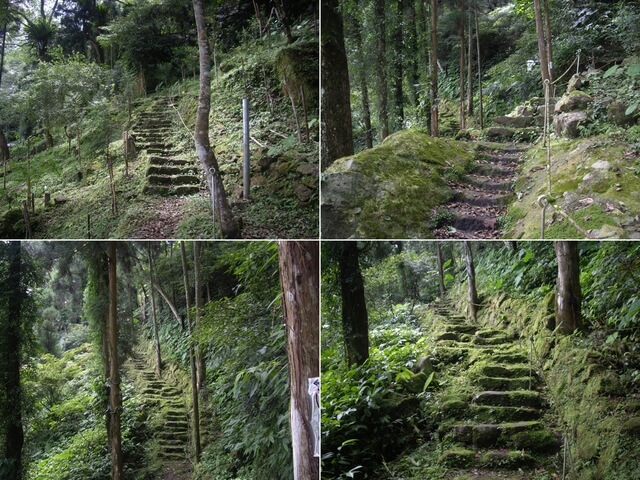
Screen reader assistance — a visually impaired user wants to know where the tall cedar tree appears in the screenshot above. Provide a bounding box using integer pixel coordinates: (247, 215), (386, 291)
(180, 242), (201, 461)
(193, 241), (206, 390)
(147, 243), (162, 376)
(533, 0), (551, 84)
(346, 4), (373, 149)
(339, 242), (369, 366)
(321, 0), (353, 169)
(192, 0), (240, 237)
(375, 0), (390, 141)
(391, 0), (404, 131)
(430, 0), (439, 136)
(1, 242), (24, 479)
(278, 241), (320, 480)
(435, 242), (446, 296)
(554, 241), (583, 334)
(464, 241), (478, 322)
(107, 242), (123, 480)
(459, 0), (466, 130)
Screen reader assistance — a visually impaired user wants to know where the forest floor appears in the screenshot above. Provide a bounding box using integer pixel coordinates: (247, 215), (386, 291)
(434, 143), (526, 239)
(381, 302), (562, 479)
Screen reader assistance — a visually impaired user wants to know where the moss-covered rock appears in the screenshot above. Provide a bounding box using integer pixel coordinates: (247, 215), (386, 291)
(321, 130), (475, 238)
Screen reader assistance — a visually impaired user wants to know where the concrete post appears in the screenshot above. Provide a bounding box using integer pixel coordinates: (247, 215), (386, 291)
(243, 98), (250, 200)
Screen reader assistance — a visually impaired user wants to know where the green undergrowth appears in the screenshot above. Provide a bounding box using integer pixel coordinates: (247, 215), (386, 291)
(22, 343), (148, 480)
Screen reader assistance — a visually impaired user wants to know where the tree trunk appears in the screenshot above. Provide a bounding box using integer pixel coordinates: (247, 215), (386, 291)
(392, 0), (404, 132)
(0, 22), (7, 88)
(466, 7), (473, 116)
(153, 282), (184, 329)
(180, 242), (201, 462)
(278, 241), (320, 480)
(554, 241), (583, 334)
(107, 242), (123, 480)
(1, 127), (9, 191)
(375, 0), (389, 141)
(321, 0), (354, 169)
(193, 241), (206, 391)
(475, 1), (484, 129)
(339, 242), (369, 366)
(3, 242), (24, 480)
(275, 0), (295, 44)
(192, 0), (240, 238)
(405, 0), (419, 108)
(435, 242), (446, 296)
(349, 9), (373, 149)
(147, 243), (162, 376)
(543, 0), (554, 84)
(533, 0), (550, 84)
(463, 241), (478, 322)
(430, 0), (439, 136)
(459, 0), (466, 130)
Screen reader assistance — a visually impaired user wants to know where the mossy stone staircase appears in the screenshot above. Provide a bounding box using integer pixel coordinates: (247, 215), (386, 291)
(128, 355), (191, 466)
(435, 145), (525, 239)
(429, 302), (561, 479)
(133, 98), (201, 196)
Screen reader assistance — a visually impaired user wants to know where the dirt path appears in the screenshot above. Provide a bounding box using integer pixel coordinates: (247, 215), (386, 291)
(132, 196), (188, 239)
(434, 145), (526, 239)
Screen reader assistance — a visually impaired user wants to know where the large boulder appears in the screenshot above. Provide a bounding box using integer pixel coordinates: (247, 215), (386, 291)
(554, 111), (588, 138)
(555, 90), (593, 113)
(321, 130), (475, 238)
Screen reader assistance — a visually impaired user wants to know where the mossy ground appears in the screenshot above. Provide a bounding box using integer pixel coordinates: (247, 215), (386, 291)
(505, 135), (640, 239)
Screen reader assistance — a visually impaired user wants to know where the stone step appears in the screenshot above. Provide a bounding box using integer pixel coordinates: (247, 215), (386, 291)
(142, 184), (200, 196)
(158, 443), (186, 455)
(473, 334), (512, 346)
(440, 447), (537, 470)
(147, 148), (181, 156)
(446, 324), (478, 334)
(473, 375), (538, 391)
(477, 364), (534, 378)
(466, 175), (513, 193)
(157, 431), (188, 441)
(473, 390), (543, 408)
(453, 189), (512, 208)
(165, 420), (189, 429)
(139, 142), (174, 150)
(147, 174), (200, 186)
(485, 351), (529, 363)
(147, 165), (195, 176)
(472, 405), (542, 422)
(474, 162), (517, 177)
(451, 421), (545, 449)
(149, 156), (192, 166)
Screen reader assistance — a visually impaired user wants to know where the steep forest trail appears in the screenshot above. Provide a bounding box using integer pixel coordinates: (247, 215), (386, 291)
(125, 352), (192, 479)
(433, 144), (527, 239)
(130, 96), (201, 238)
(424, 302), (561, 479)
(133, 97), (201, 197)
